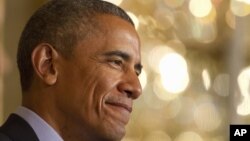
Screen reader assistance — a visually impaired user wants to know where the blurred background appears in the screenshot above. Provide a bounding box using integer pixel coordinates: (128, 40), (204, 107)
(1, 0), (250, 141)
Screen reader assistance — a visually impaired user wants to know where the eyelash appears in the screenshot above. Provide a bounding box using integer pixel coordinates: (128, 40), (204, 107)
(112, 59), (123, 66)
(107, 59), (141, 76)
(108, 59), (123, 68)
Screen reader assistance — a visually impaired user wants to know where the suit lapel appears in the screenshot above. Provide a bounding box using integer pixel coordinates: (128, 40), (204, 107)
(0, 114), (39, 141)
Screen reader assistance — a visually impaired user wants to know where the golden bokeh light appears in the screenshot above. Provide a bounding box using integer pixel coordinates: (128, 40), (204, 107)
(213, 74), (230, 97)
(202, 69), (211, 90)
(153, 7), (174, 31)
(194, 102), (222, 132)
(117, 0), (250, 140)
(3, 0), (250, 141)
(231, 0), (250, 17)
(144, 130), (172, 141)
(174, 131), (203, 141)
(126, 11), (140, 29)
(237, 66), (250, 116)
(166, 40), (187, 55)
(135, 0), (154, 5)
(102, 0), (123, 5)
(163, 0), (185, 9)
(236, 0), (250, 4)
(148, 45), (175, 73)
(153, 75), (181, 101)
(138, 69), (147, 90)
(162, 98), (182, 119)
(122, 138), (140, 141)
(191, 18), (217, 43)
(226, 9), (236, 29)
(174, 96), (196, 125)
(237, 98), (250, 116)
(137, 109), (166, 131)
(159, 53), (189, 94)
(189, 0), (213, 18)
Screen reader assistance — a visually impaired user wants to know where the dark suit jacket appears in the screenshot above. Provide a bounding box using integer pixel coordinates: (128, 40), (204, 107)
(0, 114), (39, 141)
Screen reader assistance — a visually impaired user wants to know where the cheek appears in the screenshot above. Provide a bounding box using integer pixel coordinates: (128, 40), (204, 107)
(71, 67), (119, 114)
(58, 59), (121, 115)
(88, 68), (121, 111)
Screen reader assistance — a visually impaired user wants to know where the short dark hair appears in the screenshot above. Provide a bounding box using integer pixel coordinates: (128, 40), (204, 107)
(17, 0), (134, 91)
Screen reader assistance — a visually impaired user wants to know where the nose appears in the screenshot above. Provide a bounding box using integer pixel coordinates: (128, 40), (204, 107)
(118, 72), (142, 99)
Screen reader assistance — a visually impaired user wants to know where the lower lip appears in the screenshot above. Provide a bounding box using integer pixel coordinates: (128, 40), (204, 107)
(106, 103), (131, 113)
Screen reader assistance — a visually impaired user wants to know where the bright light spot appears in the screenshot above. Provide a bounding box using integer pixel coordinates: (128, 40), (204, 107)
(126, 11), (139, 29)
(237, 67), (250, 116)
(189, 0), (213, 18)
(174, 131), (203, 141)
(213, 74), (230, 97)
(231, 0), (250, 17)
(194, 102), (221, 132)
(144, 130), (172, 141)
(159, 53), (189, 94)
(148, 45), (174, 73)
(191, 18), (217, 43)
(237, 0), (250, 4)
(102, 0), (123, 5)
(139, 69), (147, 90)
(153, 76), (181, 101)
(237, 99), (250, 116)
(202, 69), (211, 90)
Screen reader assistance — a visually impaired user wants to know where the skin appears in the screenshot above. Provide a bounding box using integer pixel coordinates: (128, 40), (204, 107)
(23, 14), (142, 141)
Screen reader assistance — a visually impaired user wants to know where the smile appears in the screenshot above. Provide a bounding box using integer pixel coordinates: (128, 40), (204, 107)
(105, 101), (132, 113)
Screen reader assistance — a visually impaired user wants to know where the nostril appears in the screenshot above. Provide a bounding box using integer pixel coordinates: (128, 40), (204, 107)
(124, 90), (133, 98)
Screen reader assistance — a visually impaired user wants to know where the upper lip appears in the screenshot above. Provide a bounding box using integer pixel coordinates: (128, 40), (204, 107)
(105, 101), (132, 113)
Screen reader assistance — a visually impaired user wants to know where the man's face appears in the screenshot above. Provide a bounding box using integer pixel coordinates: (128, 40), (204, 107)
(56, 14), (142, 141)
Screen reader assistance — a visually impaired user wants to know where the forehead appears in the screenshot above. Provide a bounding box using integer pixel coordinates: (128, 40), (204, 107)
(95, 14), (140, 46)
(75, 14), (141, 60)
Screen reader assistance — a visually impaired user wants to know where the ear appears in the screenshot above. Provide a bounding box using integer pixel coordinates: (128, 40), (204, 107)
(31, 43), (59, 86)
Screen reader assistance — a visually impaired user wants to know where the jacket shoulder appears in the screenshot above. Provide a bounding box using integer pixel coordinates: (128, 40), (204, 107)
(0, 114), (39, 141)
(0, 132), (12, 141)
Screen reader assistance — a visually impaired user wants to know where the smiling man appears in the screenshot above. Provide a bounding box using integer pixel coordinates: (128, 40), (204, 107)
(0, 0), (142, 141)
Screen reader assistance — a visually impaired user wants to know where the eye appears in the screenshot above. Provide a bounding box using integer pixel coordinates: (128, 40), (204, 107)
(112, 59), (123, 66)
(108, 58), (124, 68)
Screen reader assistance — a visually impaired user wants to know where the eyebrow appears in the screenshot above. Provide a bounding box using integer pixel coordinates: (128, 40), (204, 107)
(103, 50), (130, 61)
(103, 50), (143, 73)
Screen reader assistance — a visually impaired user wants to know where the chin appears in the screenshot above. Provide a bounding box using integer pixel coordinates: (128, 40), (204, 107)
(98, 125), (126, 141)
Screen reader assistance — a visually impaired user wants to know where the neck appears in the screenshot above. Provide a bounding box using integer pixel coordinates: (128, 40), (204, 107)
(22, 92), (103, 141)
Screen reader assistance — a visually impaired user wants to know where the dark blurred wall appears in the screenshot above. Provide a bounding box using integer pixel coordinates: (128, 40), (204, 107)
(2, 0), (46, 123)
(0, 0), (5, 123)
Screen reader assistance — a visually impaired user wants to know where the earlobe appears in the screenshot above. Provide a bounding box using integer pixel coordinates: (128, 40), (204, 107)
(31, 43), (59, 86)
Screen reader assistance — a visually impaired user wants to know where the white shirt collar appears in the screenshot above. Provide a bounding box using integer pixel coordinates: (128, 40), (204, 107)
(15, 106), (64, 141)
